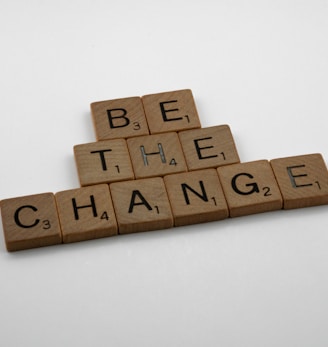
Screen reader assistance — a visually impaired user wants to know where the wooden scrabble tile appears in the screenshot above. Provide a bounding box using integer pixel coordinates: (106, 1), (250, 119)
(164, 169), (229, 227)
(110, 177), (173, 234)
(179, 125), (240, 171)
(142, 89), (201, 134)
(74, 139), (134, 186)
(270, 153), (328, 209)
(91, 96), (149, 140)
(0, 193), (62, 251)
(55, 184), (117, 243)
(217, 160), (283, 217)
(127, 132), (187, 179)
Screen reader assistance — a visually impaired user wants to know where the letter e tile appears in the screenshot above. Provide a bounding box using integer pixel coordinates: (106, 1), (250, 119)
(217, 160), (283, 217)
(270, 153), (328, 209)
(110, 177), (173, 234)
(142, 89), (201, 134)
(55, 184), (117, 243)
(164, 169), (229, 226)
(74, 139), (134, 186)
(179, 125), (240, 171)
(91, 96), (149, 140)
(0, 193), (62, 251)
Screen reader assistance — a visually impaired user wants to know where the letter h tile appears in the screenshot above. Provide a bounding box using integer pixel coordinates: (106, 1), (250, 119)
(55, 184), (117, 243)
(127, 132), (187, 179)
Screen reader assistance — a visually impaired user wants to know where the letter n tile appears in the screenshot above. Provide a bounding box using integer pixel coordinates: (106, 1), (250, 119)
(164, 169), (229, 226)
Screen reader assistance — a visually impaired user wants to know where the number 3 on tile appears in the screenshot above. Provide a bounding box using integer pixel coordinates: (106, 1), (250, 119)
(42, 220), (51, 230)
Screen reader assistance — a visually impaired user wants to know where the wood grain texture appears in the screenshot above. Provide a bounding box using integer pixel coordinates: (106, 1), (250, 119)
(110, 177), (173, 234)
(55, 184), (117, 243)
(179, 125), (240, 171)
(74, 139), (134, 186)
(127, 132), (187, 179)
(217, 160), (283, 217)
(91, 96), (149, 140)
(270, 153), (328, 209)
(0, 193), (62, 251)
(142, 89), (201, 134)
(164, 169), (229, 226)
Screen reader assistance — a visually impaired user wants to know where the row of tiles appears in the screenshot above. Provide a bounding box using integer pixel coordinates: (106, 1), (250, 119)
(74, 124), (239, 186)
(91, 89), (202, 140)
(1, 153), (328, 251)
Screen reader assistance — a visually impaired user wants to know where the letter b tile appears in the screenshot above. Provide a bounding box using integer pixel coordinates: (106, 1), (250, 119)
(217, 160), (283, 217)
(0, 193), (62, 251)
(91, 96), (149, 140)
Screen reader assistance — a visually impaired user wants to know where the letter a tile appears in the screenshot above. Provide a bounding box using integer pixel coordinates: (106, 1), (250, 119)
(74, 139), (134, 186)
(55, 184), (117, 243)
(0, 193), (62, 251)
(110, 177), (173, 234)
(164, 169), (229, 227)
(91, 96), (149, 140)
(270, 153), (328, 209)
(217, 160), (283, 217)
(142, 89), (201, 134)
(127, 132), (187, 179)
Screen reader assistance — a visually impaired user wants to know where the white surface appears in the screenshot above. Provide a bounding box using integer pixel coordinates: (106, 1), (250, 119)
(0, 1), (327, 346)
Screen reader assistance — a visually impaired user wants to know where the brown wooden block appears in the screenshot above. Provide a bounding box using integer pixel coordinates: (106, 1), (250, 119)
(55, 184), (117, 243)
(110, 177), (173, 234)
(179, 125), (240, 171)
(91, 96), (149, 140)
(270, 153), (328, 209)
(127, 132), (187, 179)
(142, 89), (201, 134)
(217, 160), (283, 217)
(164, 169), (229, 227)
(0, 193), (62, 251)
(74, 139), (134, 186)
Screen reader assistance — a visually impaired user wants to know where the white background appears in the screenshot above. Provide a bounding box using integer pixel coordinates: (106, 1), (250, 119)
(0, 1), (327, 346)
